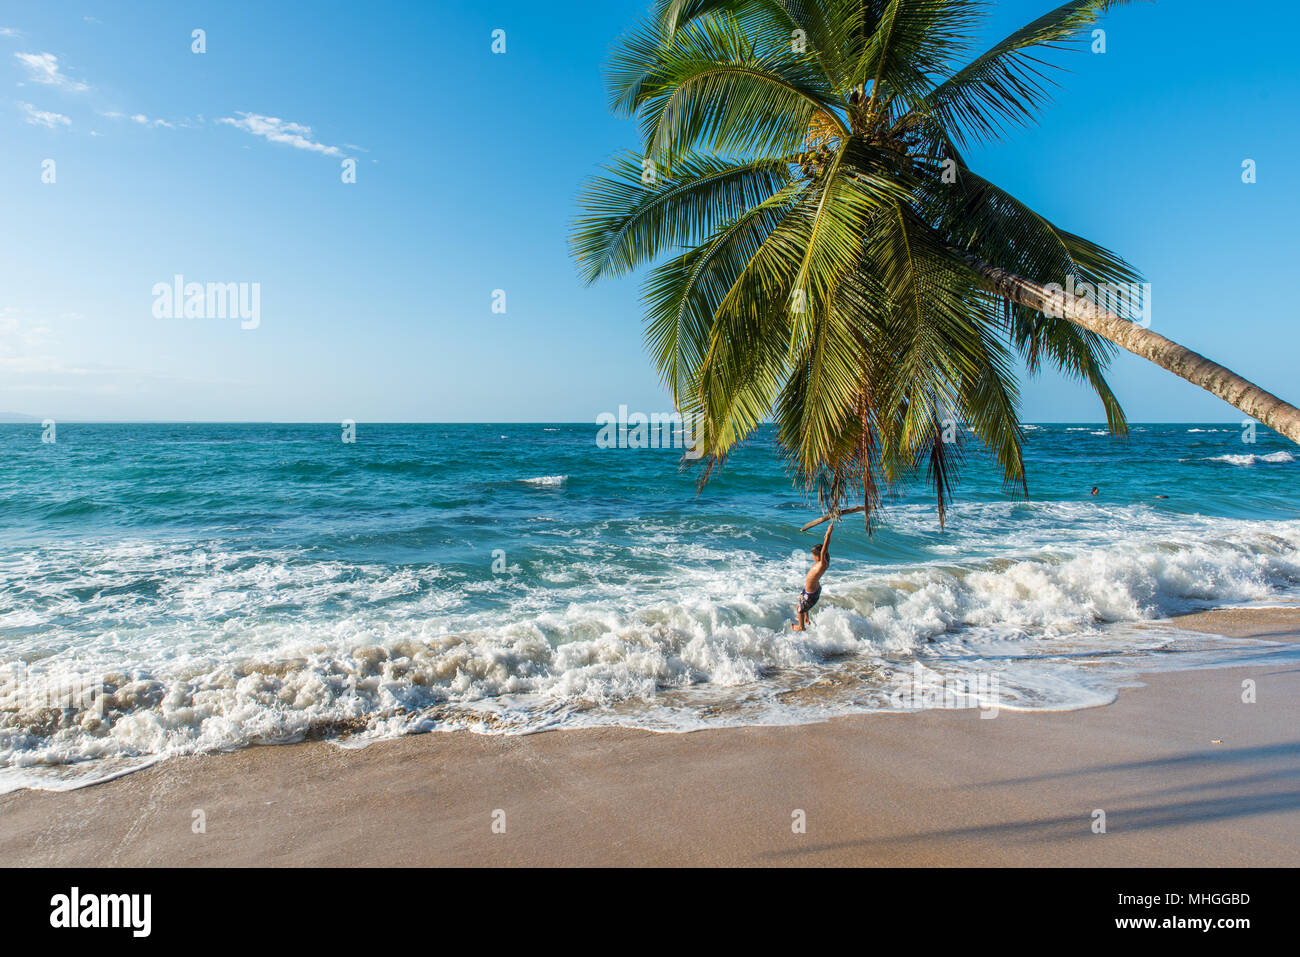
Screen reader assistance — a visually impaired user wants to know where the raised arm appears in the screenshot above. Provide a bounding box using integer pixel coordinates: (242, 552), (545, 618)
(820, 522), (834, 562)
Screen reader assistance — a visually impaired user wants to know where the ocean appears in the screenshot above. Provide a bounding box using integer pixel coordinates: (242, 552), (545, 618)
(2, 421), (1298, 792)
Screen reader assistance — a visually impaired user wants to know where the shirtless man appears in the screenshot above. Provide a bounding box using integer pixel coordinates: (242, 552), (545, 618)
(792, 521), (833, 631)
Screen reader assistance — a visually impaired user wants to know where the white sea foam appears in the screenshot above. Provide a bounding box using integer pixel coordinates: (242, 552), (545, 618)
(1206, 452), (1295, 466)
(519, 474), (568, 486)
(3, 508), (1299, 793)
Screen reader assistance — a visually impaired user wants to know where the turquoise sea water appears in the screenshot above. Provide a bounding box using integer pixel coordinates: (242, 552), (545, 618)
(2, 421), (1298, 790)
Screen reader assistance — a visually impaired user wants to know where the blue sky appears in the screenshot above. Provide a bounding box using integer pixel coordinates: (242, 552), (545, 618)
(1, 0), (1296, 423)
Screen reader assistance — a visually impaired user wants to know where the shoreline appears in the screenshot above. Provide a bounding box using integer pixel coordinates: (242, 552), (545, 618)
(2, 605), (1297, 866)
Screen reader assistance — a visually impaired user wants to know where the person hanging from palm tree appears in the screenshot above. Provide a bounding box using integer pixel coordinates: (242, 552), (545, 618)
(793, 520), (834, 631)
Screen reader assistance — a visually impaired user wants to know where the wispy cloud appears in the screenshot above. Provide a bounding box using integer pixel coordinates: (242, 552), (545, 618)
(0, 27), (23, 39)
(217, 112), (344, 157)
(128, 112), (172, 128)
(0, 313), (64, 374)
(18, 101), (70, 128)
(0, 312), (56, 352)
(14, 52), (89, 92)
(100, 109), (187, 129)
(0, 311), (238, 391)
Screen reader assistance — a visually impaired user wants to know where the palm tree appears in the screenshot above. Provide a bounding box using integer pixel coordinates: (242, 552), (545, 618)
(571, 0), (1300, 528)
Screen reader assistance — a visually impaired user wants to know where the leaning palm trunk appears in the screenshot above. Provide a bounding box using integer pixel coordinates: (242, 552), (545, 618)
(955, 251), (1300, 446)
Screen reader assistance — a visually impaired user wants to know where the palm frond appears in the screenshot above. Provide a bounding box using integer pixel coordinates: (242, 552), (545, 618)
(571, 151), (792, 284)
(925, 0), (1151, 146)
(643, 182), (803, 402)
(630, 15), (847, 159)
(854, 0), (981, 110)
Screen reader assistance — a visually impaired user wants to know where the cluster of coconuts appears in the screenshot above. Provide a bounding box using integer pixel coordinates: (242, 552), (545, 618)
(797, 143), (836, 179)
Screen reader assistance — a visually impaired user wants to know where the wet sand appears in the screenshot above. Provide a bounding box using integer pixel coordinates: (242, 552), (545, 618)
(2, 606), (1297, 867)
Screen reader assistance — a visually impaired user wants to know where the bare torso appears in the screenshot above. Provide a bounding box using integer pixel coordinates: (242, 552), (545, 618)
(804, 559), (828, 593)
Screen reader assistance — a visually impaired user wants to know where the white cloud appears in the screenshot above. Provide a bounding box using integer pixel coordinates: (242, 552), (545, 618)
(14, 52), (89, 92)
(130, 112), (172, 127)
(18, 101), (70, 128)
(0, 313), (56, 352)
(100, 109), (182, 129)
(0, 314), (62, 373)
(0, 27), (23, 39)
(0, 312), (238, 390)
(217, 112), (344, 157)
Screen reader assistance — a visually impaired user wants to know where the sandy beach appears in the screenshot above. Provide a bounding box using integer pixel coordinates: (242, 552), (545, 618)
(2, 606), (1296, 867)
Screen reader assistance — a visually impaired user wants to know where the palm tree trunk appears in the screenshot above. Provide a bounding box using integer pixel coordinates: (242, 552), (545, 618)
(951, 250), (1300, 446)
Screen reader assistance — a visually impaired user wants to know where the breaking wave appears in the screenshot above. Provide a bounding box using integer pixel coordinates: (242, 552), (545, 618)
(4, 507), (1299, 793)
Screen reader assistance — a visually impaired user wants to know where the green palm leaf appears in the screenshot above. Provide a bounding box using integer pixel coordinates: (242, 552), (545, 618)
(571, 151), (792, 284)
(925, 0), (1152, 146)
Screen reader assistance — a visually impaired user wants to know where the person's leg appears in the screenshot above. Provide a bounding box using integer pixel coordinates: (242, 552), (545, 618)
(792, 604), (807, 631)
